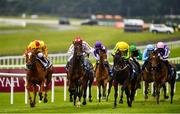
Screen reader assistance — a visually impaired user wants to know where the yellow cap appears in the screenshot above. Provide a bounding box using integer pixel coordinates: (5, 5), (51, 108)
(116, 41), (129, 51)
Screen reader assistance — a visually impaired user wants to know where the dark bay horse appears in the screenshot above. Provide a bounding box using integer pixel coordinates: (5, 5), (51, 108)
(95, 49), (109, 102)
(112, 52), (138, 108)
(25, 49), (53, 107)
(67, 42), (93, 107)
(149, 50), (176, 104)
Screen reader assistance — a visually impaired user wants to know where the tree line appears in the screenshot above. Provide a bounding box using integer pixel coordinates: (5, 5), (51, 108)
(0, 0), (179, 18)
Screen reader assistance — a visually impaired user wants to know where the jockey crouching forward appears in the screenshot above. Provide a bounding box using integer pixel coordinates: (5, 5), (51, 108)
(93, 41), (113, 77)
(156, 42), (174, 77)
(25, 40), (51, 70)
(66, 36), (94, 72)
(112, 41), (136, 79)
(142, 44), (155, 71)
(130, 44), (142, 73)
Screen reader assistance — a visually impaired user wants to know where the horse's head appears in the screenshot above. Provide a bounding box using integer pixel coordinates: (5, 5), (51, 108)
(99, 49), (107, 61)
(149, 50), (160, 69)
(113, 51), (127, 71)
(25, 49), (38, 70)
(73, 42), (83, 57)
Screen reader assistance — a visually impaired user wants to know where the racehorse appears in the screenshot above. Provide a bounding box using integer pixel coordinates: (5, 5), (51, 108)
(142, 58), (169, 100)
(149, 50), (176, 104)
(67, 42), (93, 107)
(25, 49), (53, 107)
(112, 51), (138, 108)
(95, 48), (109, 102)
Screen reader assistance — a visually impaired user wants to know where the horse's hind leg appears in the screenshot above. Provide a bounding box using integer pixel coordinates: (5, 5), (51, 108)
(102, 82), (107, 100)
(119, 87), (124, 104)
(98, 84), (102, 102)
(170, 81), (175, 104)
(113, 81), (118, 109)
(162, 83), (169, 99)
(39, 82), (44, 101)
(125, 87), (132, 107)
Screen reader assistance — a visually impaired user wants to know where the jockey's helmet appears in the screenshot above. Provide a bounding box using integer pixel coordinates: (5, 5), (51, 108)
(156, 42), (165, 49)
(130, 45), (137, 52)
(146, 44), (155, 51)
(35, 40), (41, 48)
(74, 36), (82, 44)
(116, 41), (129, 51)
(95, 41), (102, 48)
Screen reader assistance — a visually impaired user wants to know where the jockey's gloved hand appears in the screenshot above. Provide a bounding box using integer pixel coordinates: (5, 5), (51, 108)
(37, 52), (43, 58)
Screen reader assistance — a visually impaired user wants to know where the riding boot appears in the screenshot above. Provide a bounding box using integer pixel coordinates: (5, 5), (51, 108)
(104, 61), (113, 77)
(163, 60), (172, 77)
(127, 61), (135, 79)
(65, 61), (70, 72)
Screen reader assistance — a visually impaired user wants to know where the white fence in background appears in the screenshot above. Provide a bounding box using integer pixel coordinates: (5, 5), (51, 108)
(0, 72), (67, 104)
(1, 40), (180, 65)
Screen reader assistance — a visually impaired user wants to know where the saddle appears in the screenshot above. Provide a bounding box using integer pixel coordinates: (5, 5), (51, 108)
(36, 57), (52, 70)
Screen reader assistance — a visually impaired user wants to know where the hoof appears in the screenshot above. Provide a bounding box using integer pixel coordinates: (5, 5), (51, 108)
(30, 102), (35, 107)
(152, 93), (156, 97)
(145, 95), (148, 99)
(82, 101), (87, 105)
(44, 98), (48, 103)
(89, 99), (92, 102)
(128, 104), (132, 107)
(112, 105), (117, 109)
(164, 96), (169, 99)
(70, 98), (73, 102)
(119, 100), (123, 104)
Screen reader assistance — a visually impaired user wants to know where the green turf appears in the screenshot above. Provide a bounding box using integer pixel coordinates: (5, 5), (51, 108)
(0, 25), (180, 56)
(0, 82), (180, 113)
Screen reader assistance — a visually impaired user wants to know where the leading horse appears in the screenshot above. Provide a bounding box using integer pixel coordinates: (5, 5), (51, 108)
(149, 50), (176, 104)
(25, 49), (53, 107)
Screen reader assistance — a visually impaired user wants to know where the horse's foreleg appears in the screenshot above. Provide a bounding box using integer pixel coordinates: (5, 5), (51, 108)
(102, 82), (107, 99)
(119, 87), (124, 104)
(98, 83), (101, 102)
(125, 87), (132, 107)
(113, 81), (118, 109)
(26, 83), (34, 107)
(39, 82), (44, 101)
(155, 83), (160, 104)
(162, 83), (169, 99)
(44, 80), (50, 103)
(152, 83), (156, 97)
(106, 78), (113, 102)
(88, 80), (93, 102)
(82, 81), (88, 105)
(144, 82), (149, 99)
(32, 84), (37, 107)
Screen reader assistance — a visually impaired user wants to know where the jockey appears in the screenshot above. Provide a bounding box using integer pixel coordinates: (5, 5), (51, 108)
(25, 40), (50, 69)
(156, 42), (173, 76)
(142, 44), (155, 71)
(93, 41), (113, 77)
(112, 41), (135, 78)
(66, 36), (94, 70)
(130, 44), (142, 73)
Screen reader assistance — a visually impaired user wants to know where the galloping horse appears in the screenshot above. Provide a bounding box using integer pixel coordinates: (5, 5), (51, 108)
(67, 42), (93, 106)
(149, 50), (176, 104)
(25, 49), (53, 107)
(142, 58), (169, 100)
(95, 48), (109, 102)
(112, 51), (138, 108)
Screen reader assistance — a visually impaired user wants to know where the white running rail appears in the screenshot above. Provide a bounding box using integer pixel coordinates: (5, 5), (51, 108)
(0, 73), (67, 104)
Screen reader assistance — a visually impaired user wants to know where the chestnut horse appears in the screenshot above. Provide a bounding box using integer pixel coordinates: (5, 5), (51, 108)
(149, 50), (176, 104)
(25, 49), (53, 107)
(112, 51), (138, 108)
(95, 49), (109, 102)
(67, 42), (92, 107)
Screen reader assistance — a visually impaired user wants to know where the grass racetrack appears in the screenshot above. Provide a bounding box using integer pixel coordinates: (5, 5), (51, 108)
(0, 82), (180, 113)
(0, 24), (180, 56)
